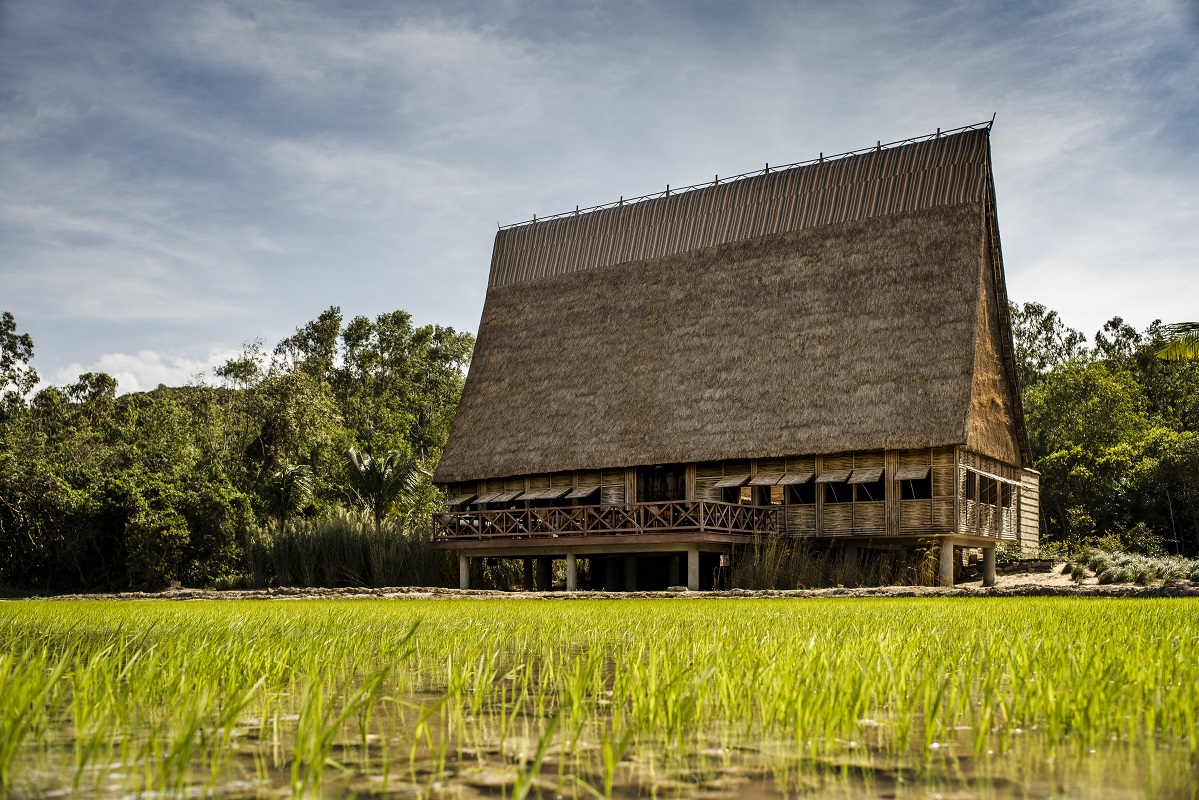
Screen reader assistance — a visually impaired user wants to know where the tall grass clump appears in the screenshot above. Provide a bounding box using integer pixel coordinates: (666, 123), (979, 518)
(736, 536), (939, 588)
(243, 510), (454, 588)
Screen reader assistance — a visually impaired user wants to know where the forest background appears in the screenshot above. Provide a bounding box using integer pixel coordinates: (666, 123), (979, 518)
(1, 302), (1197, 592)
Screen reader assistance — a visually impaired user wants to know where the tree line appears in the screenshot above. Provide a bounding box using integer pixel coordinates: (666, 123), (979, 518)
(1012, 304), (1199, 554)
(0, 309), (473, 590)
(1, 302), (1197, 592)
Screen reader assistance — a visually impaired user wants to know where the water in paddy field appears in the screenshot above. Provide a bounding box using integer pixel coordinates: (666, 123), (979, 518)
(10, 700), (1196, 799)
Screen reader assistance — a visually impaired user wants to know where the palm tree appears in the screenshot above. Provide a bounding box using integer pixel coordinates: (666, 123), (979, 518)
(1157, 322), (1199, 361)
(264, 463), (314, 534)
(346, 449), (426, 535)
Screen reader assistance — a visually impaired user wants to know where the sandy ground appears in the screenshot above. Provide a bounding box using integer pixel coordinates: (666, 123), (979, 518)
(11, 563), (1199, 601)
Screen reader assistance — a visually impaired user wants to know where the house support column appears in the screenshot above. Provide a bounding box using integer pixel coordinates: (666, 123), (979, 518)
(605, 558), (620, 591)
(844, 543), (859, 588)
(669, 556), (681, 587)
(459, 554), (469, 591)
(687, 545), (700, 592)
(623, 556), (637, 591)
(939, 541), (954, 588)
(522, 558), (534, 592)
(536, 557), (552, 592)
(983, 545), (997, 587)
(566, 553), (577, 592)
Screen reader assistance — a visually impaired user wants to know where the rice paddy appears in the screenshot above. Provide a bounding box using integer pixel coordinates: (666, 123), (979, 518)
(1, 597), (1197, 799)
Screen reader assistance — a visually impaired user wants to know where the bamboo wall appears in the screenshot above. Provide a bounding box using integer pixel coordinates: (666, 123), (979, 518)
(444, 444), (1037, 541)
(957, 450), (1023, 542)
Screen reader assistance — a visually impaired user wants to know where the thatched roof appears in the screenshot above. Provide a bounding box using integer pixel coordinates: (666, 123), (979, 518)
(436, 128), (1029, 483)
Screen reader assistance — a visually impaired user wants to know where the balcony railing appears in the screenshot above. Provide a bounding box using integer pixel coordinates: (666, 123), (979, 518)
(434, 500), (778, 541)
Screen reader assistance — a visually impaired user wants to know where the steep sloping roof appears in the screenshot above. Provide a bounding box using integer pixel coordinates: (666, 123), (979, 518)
(489, 129), (990, 287)
(436, 128), (1029, 483)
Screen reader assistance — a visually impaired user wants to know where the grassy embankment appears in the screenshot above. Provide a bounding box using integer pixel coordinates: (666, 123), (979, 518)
(1, 598), (1196, 798)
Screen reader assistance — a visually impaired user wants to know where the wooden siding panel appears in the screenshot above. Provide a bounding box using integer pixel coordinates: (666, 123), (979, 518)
(786, 505), (816, 533)
(1019, 469), (1040, 549)
(600, 469), (626, 504)
(824, 454), (854, 472)
(901, 500), (932, 529)
(754, 457), (786, 479)
(855, 502), (885, 530)
(824, 503), (853, 531)
(932, 467), (955, 498)
(933, 498), (955, 528)
(854, 451), (885, 469)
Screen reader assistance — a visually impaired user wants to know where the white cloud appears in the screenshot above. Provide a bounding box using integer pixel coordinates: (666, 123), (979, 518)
(50, 349), (236, 395)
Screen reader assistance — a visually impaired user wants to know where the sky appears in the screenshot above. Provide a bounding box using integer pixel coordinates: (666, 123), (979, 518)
(1, 0), (1197, 393)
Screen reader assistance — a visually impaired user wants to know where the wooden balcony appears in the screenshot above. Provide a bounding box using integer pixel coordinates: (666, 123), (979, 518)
(433, 500), (778, 543)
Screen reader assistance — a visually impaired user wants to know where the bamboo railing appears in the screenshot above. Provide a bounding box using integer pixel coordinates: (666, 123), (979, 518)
(433, 500), (777, 541)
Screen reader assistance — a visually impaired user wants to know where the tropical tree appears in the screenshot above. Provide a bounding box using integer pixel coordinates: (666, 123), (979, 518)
(346, 448), (426, 535)
(1, 311), (39, 409)
(1157, 322), (1199, 361)
(263, 463), (314, 533)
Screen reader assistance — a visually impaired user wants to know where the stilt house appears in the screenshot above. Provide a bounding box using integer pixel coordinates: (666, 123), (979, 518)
(432, 123), (1040, 590)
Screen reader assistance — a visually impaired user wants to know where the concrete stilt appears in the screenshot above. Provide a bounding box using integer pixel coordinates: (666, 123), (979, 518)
(844, 543), (859, 587)
(669, 556), (680, 587)
(606, 558), (620, 592)
(566, 553), (577, 592)
(522, 557), (534, 592)
(686, 545), (700, 592)
(623, 556), (637, 591)
(459, 553), (469, 590)
(939, 541), (955, 587)
(536, 557), (552, 592)
(983, 545), (997, 587)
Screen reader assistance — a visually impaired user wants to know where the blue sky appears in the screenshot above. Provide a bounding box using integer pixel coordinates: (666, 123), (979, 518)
(1, 0), (1196, 392)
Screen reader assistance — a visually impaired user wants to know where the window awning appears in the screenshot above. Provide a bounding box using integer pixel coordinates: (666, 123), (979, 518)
(472, 492), (505, 504)
(747, 474), (781, 486)
(445, 493), (476, 508)
(776, 470), (815, 485)
(712, 474), (751, 488)
(565, 485), (600, 499)
(815, 470), (852, 483)
(492, 491), (524, 503)
(895, 465), (931, 480)
(522, 486), (571, 500)
(848, 468), (884, 484)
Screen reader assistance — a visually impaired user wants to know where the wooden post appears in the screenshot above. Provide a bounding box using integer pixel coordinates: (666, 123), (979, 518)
(606, 558), (620, 592)
(669, 556), (681, 587)
(536, 557), (552, 592)
(983, 545), (997, 587)
(885, 450), (899, 536)
(815, 455), (824, 535)
(844, 543), (859, 587)
(623, 556), (637, 591)
(459, 554), (469, 591)
(522, 557), (534, 592)
(939, 540), (954, 587)
(566, 553), (577, 592)
(687, 545), (700, 591)
(953, 446), (962, 533)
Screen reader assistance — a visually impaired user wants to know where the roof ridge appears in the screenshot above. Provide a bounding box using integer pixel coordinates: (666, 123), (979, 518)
(499, 120), (994, 231)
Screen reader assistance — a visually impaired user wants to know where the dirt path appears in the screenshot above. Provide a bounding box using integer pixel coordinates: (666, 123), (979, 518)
(10, 563), (1199, 601)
